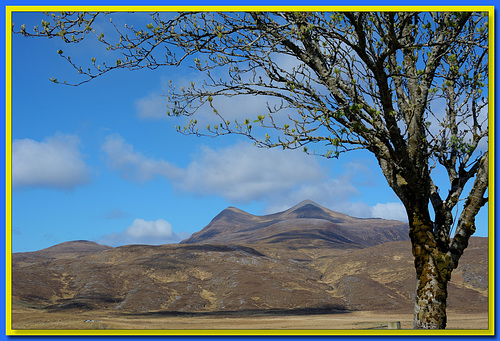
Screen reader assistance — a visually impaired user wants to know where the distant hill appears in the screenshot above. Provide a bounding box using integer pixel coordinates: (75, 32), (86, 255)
(11, 201), (488, 316)
(181, 200), (410, 248)
(12, 240), (113, 267)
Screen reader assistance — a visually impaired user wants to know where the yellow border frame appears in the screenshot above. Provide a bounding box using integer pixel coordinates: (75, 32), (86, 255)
(5, 6), (495, 336)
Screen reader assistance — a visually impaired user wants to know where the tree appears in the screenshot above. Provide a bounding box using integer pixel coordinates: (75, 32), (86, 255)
(14, 11), (490, 329)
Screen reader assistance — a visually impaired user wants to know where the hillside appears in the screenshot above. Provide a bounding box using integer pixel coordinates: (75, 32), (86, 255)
(11, 201), (488, 317)
(12, 240), (113, 267)
(12, 243), (345, 313)
(12, 238), (488, 315)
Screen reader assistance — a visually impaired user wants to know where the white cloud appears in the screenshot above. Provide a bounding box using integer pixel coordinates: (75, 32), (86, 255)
(98, 218), (186, 246)
(177, 143), (325, 202)
(102, 134), (181, 181)
(261, 170), (399, 220)
(137, 76), (290, 129)
(420, 99), (488, 152)
(126, 218), (174, 238)
(195, 94), (281, 124)
(371, 202), (408, 222)
(102, 134), (325, 202)
(135, 92), (166, 119)
(264, 177), (363, 215)
(12, 134), (91, 190)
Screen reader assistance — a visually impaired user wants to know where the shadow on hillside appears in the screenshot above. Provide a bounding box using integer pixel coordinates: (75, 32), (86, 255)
(123, 305), (352, 318)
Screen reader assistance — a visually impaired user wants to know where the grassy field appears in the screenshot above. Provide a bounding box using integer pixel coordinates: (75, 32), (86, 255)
(10, 307), (489, 332)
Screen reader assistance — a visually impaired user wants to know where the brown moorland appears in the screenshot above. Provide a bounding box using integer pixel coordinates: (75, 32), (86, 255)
(11, 200), (489, 330)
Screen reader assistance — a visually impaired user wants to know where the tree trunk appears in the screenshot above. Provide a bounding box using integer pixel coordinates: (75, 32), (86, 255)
(408, 205), (453, 329)
(413, 251), (450, 329)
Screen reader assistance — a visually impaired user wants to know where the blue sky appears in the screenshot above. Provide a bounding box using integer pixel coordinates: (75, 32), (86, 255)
(9, 10), (490, 253)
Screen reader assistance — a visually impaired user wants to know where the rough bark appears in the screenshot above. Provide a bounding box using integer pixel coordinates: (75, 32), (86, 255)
(449, 151), (489, 266)
(413, 249), (451, 329)
(407, 205), (450, 329)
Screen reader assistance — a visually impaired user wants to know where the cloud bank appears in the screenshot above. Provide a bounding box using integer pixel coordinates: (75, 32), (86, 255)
(178, 143), (325, 202)
(102, 134), (324, 201)
(12, 134), (91, 190)
(371, 202), (407, 221)
(102, 134), (181, 181)
(102, 134), (408, 221)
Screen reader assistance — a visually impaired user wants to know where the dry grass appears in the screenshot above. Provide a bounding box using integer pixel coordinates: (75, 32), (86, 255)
(10, 308), (488, 331)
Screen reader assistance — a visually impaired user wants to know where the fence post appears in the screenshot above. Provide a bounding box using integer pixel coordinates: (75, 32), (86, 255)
(388, 321), (401, 329)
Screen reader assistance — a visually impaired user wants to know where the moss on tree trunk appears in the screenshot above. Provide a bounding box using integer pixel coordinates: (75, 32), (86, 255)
(413, 251), (451, 329)
(410, 209), (453, 329)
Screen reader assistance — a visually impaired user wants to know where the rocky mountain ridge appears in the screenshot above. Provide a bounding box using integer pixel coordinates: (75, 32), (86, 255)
(181, 200), (410, 248)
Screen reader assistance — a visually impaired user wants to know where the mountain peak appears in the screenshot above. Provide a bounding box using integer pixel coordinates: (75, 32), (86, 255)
(223, 206), (248, 213)
(284, 200), (333, 221)
(288, 199), (323, 211)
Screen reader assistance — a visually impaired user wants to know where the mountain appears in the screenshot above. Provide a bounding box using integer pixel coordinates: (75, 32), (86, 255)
(10, 201), (488, 320)
(181, 200), (410, 248)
